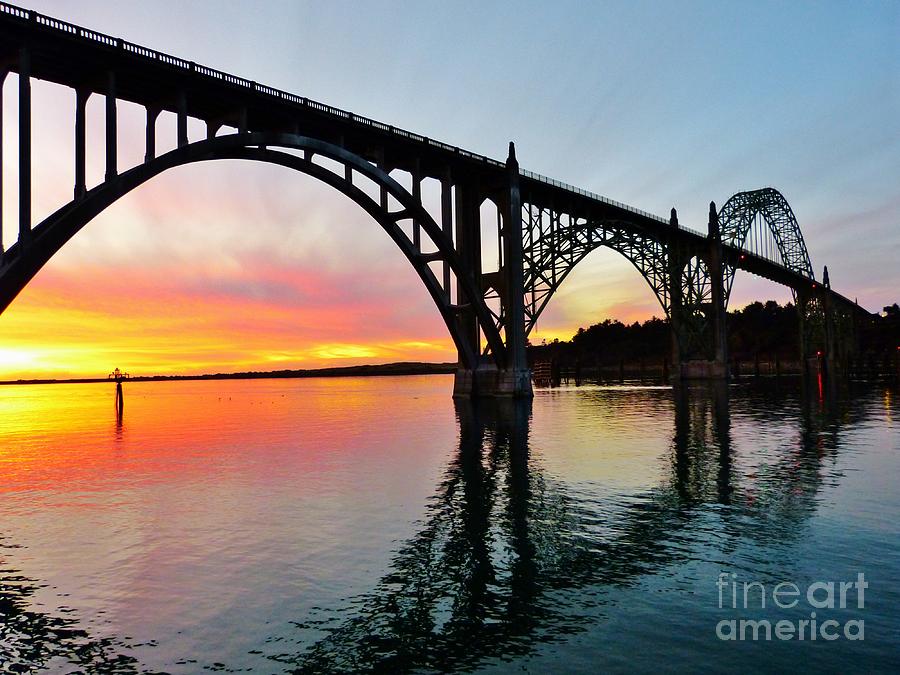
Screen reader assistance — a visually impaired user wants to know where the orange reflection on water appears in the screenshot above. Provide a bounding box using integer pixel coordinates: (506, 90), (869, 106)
(0, 376), (457, 499)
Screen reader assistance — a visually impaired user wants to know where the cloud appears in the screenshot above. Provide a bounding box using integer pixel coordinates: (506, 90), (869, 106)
(0, 251), (455, 379)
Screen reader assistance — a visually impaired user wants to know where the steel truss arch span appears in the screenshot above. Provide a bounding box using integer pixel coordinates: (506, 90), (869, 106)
(522, 209), (670, 338)
(0, 133), (507, 370)
(718, 187), (814, 305)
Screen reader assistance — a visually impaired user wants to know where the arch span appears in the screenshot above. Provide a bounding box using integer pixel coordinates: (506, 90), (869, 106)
(717, 188), (814, 306)
(0, 133), (508, 370)
(522, 212), (671, 337)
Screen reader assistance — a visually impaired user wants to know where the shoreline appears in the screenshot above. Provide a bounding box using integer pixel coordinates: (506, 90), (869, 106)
(0, 361), (457, 386)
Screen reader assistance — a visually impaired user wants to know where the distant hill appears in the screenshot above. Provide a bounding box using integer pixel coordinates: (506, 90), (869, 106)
(0, 362), (458, 386)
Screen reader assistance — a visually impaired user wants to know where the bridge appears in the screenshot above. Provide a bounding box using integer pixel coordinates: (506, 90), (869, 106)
(0, 3), (868, 397)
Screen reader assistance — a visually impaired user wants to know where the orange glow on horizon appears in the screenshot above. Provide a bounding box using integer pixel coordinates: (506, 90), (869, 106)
(0, 225), (667, 380)
(0, 262), (458, 380)
(0, 256), (668, 380)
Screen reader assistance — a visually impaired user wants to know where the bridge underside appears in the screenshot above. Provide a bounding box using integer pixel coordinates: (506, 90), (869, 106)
(0, 3), (869, 396)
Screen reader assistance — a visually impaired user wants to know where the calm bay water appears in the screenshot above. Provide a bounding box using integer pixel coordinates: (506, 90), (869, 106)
(0, 375), (898, 673)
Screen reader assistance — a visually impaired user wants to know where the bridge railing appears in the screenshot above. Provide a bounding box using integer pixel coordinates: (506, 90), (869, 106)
(521, 169), (674, 225)
(3, 0), (702, 236)
(0, 0), (508, 164)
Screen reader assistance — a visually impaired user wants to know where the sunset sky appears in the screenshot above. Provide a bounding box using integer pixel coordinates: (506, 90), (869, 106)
(1, 0), (898, 379)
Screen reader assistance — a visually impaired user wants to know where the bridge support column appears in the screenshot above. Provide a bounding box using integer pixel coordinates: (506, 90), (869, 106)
(19, 47), (31, 244)
(497, 142), (532, 397)
(452, 144), (532, 398)
(452, 178), (483, 398)
(797, 281), (831, 378)
(440, 173), (453, 298)
(819, 265), (857, 379)
(671, 203), (729, 380)
(145, 106), (160, 162)
(74, 88), (89, 199)
(177, 90), (188, 147)
(667, 210), (685, 380)
(823, 266), (837, 378)
(105, 71), (117, 181)
(0, 68), (6, 253)
(706, 201), (729, 378)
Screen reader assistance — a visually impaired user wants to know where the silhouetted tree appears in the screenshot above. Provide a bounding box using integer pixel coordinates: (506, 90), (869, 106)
(528, 299), (898, 376)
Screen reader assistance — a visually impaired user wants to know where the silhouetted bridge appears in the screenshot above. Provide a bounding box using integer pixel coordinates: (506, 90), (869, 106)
(0, 3), (868, 396)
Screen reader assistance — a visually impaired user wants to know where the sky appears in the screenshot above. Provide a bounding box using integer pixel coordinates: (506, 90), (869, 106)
(1, 0), (898, 378)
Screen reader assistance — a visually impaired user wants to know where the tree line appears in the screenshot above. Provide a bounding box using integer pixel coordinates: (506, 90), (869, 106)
(527, 300), (900, 373)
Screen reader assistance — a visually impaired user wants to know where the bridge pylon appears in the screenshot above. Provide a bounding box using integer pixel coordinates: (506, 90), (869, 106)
(667, 203), (729, 380)
(452, 142), (533, 398)
(798, 265), (859, 380)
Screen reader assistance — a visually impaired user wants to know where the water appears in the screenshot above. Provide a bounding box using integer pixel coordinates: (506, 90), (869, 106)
(0, 375), (898, 673)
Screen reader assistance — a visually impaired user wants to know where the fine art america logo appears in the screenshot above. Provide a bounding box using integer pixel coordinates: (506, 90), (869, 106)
(716, 572), (867, 641)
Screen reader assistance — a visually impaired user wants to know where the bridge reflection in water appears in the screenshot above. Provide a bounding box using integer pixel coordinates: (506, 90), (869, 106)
(0, 378), (876, 672)
(273, 382), (863, 673)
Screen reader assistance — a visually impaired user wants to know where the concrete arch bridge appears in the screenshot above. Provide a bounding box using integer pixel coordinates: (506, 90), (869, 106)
(0, 2), (867, 396)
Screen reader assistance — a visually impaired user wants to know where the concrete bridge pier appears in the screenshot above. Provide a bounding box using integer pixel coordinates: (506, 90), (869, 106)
(823, 266), (838, 379)
(798, 265), (858, 381)
(706, 202), (730, 378)
(497, 143), (533, 397)
(453, 363), (533, 398)
(667, 210), (686, 381)
(452, 143), (532, 399)
(669, 203), (730, 381)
